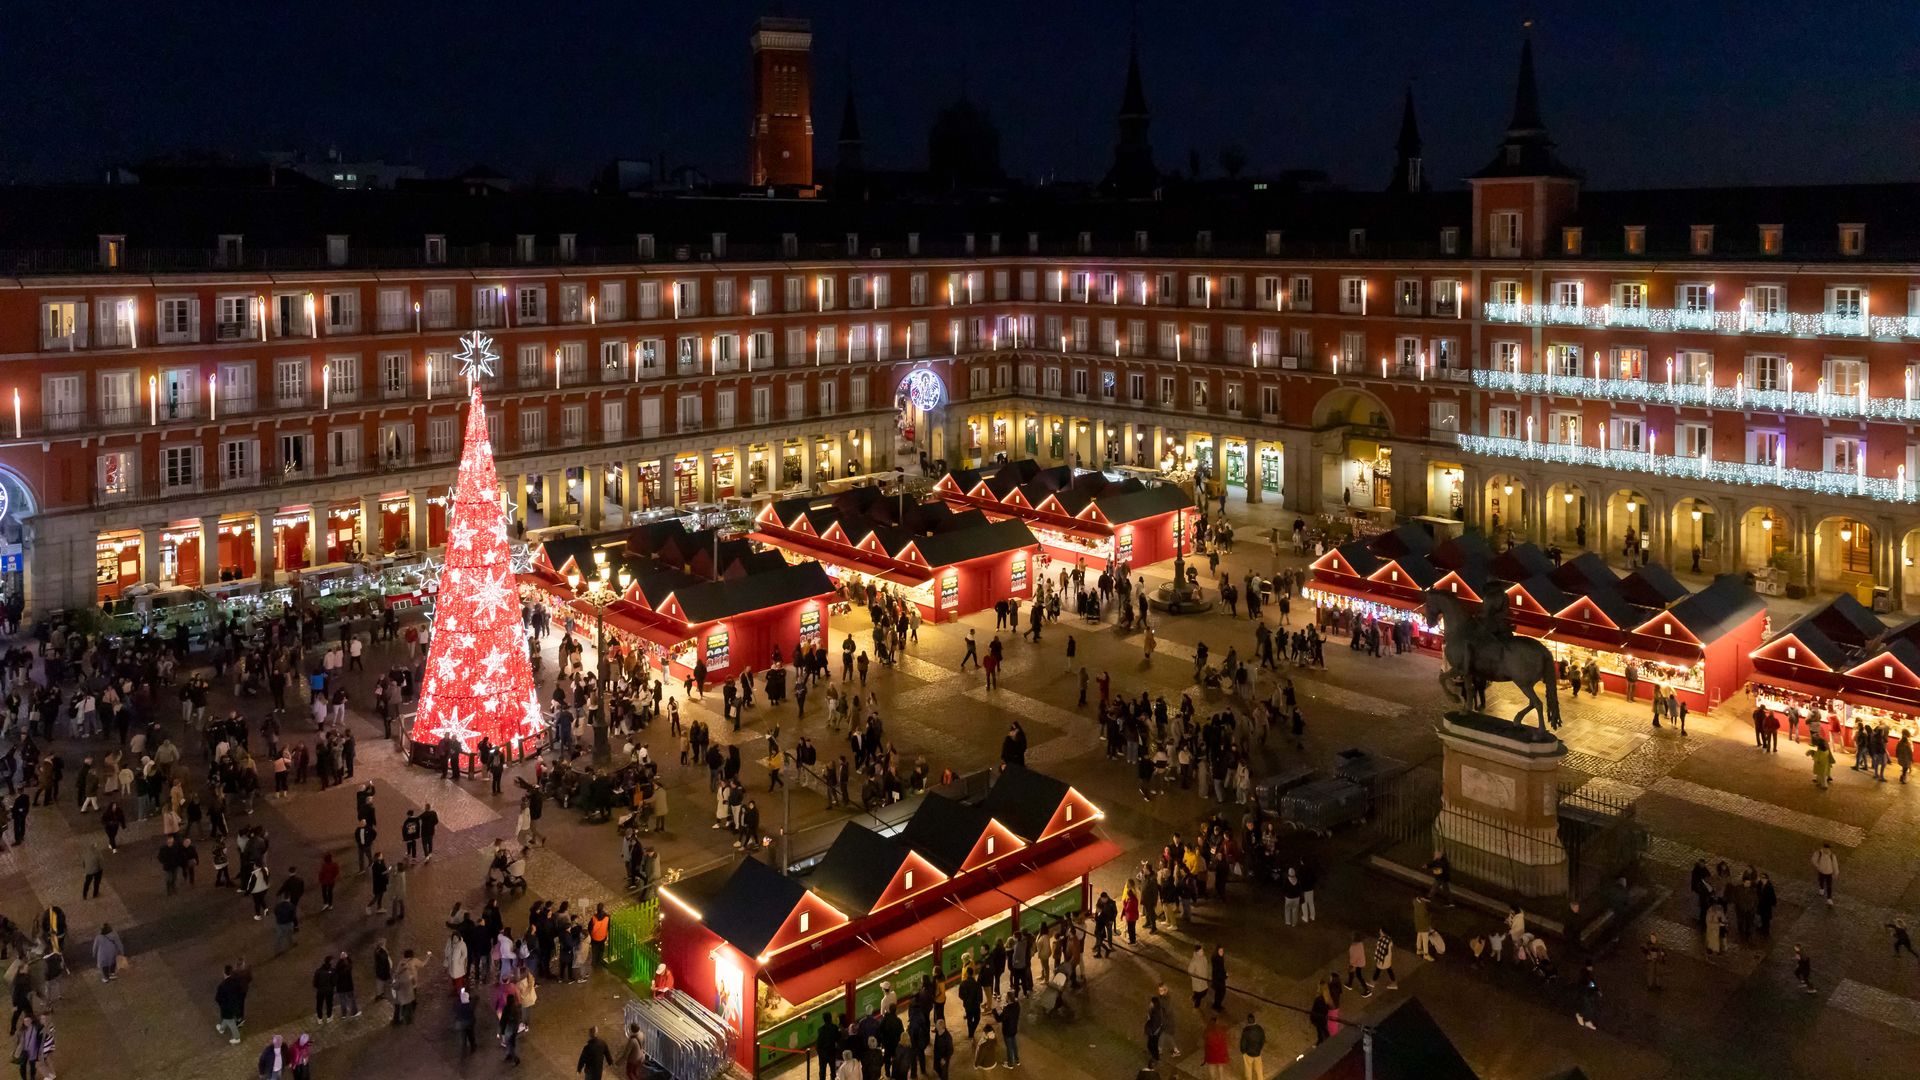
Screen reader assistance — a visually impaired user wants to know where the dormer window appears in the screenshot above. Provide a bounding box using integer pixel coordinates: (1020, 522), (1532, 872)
(1839, 224), (1865, 256)
(1138, 230), (1152, 254)
(98, 234), (126, 269)
(903, 869), (914, 890)
(1439, 227), (1460, 255)
(1347, 229), (1367, 255)
(216, 234), (244, 268)
(516, 234), (536, 263)
(1026, 231), (1039, 253)
(325, 234), (349, 267)
(798, 911), (810, 933)
(1077, 231), (1092, 254)
(1623, 226), (1645, 255)
(1195, 230), (1214, 253)
(558, 233), (577, 262)
(424, 234), (447, 265)
(1561, 227), (1583, 255)
(1690, 225), (1714, 256)
(1759, 225), (1783, 256)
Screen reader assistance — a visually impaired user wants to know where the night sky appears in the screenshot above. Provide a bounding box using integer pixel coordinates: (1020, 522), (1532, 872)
(6, 0), (1918, 191)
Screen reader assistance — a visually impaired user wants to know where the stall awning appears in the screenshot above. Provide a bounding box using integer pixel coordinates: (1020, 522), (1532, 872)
(762, 892), (987, 1007)
(984, 837), (1125, 906)
(603, 606), (696, 650)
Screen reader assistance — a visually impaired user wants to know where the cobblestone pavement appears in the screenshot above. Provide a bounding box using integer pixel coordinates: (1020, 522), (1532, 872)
(7, 502), (1920, 1080)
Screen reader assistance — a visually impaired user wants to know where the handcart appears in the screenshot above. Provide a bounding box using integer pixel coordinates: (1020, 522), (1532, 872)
(1278, 777), (1369, 836)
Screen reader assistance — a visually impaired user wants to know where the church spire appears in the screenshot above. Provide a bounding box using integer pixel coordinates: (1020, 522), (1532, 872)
(1388, 85), (1427, 194)
(1103, 10), (1158, 196)
(1507, 35), (1545, 135)
(835, 63), (864, 189)
(1472, 29), (1579, 180)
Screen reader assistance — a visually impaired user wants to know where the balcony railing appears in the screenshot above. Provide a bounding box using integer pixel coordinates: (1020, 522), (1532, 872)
(1472, 368), (1920, 421)
(1482, 301), (1920, 340)
(1454, 432), (1913, 504)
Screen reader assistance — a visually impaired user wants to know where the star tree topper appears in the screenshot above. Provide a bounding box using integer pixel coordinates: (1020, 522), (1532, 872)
(455, 330), (500, 382)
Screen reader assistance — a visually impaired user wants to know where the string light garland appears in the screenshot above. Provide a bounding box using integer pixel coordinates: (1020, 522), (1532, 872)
(1455, 433), (1916, 504)
(1481, 300), (1920, 339)
(1473, 369), (1920, 420)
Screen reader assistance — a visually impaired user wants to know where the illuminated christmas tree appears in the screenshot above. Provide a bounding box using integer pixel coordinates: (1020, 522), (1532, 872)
(409, 331), (544, 753)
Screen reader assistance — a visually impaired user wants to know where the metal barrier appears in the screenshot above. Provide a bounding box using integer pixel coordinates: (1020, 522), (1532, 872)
(623, 990), (735, 1080)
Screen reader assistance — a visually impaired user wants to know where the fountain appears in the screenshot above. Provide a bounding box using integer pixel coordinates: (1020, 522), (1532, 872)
(1149, 512), (1215, 614)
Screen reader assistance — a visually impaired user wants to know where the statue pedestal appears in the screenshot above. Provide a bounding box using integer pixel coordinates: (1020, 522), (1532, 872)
(1433, 711), (1568, 897)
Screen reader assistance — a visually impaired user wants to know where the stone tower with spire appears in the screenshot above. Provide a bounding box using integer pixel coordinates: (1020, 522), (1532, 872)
(1387, 86), (1428, 194)
(1102, 21), (1159, 196)
(1468, 32), (1582, 257)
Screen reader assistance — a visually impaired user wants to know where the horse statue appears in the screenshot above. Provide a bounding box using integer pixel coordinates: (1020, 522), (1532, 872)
(1422, 589), (1562, 731)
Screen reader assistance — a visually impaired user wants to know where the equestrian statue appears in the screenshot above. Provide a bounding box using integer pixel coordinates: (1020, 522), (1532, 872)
(1422, 589), (1562, 731)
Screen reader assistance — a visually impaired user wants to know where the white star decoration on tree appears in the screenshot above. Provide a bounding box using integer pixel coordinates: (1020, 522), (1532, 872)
(454, 330), (500, 382)
(466, 572), (511, 615)
(425, 706), (480, 746)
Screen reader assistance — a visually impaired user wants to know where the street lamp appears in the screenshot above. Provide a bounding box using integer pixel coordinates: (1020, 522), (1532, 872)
(567, 554), (631, 764)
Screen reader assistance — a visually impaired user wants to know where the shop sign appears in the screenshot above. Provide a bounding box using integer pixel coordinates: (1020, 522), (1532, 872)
(1010, 554), (1028, 591)
(705, 630), (731, 669)
(940, 573), (958, 606)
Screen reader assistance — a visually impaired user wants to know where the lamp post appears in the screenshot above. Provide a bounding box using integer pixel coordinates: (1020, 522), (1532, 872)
(567, 553), (630, 764)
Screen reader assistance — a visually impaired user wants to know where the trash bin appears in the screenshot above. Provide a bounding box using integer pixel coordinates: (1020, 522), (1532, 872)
(1855, 580), (1876, 607)
(1874, 586), (1895, 614)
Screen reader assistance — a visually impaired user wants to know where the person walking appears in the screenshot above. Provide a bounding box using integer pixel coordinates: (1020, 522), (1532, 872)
(1641, 934), (1667, 990)
(931, 1018), (953, 1080)
(1812, 843), (1839, 906)
(80, 843), (103, 900)
(1370, 929), (1398, 991)
(1343, 934), (1372, 997)
(1888, 917), (1918, 959)
(1188, 945), (1210, 1009)
(1574, 963), (1600, 1030)
(1209, 946), (1229, 1012)
(1809, 740), (1835, 790)
(997, 991), (1021, 1067)
(1237, 1013), (1264, 1080)
(577, 1026), (615, 1080)
(1202, 1013), (1230, 1080)
(93, 923), (126, 982)
(1793, 945), (1816, 994)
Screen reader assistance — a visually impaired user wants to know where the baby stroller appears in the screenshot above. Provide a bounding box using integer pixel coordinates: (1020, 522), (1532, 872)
(485, 848), (529, 896)
(1033, 970), (1074, 1022)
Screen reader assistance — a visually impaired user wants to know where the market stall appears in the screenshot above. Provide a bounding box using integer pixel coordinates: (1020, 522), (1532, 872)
(657, 768), (1118, 1076)
(526, 526), (836, 684)
(933, 459), (1194, 569)
(1306, 527), (1766, 709)
(1749, 593), (1920, 748)
(751, 487), (1038, 622)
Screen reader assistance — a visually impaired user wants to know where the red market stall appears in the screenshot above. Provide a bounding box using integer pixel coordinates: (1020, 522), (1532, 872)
(526, 525), (835, 684)
(1749, 593), (1920, 748)
(657, 767), (1118, 1076)
(751, 486), (1038, 622)
(933, 459), (1195, 569)
(1306, 526), (1766, 710)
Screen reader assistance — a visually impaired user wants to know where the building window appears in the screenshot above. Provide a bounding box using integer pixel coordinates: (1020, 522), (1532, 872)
(637, 234), (656, 260)
(1395, 279), (1421, 315)
(1289, 275), (1312, 311)
(1561, 227), (1582, 255)
(325, 235), (349, 267)
(1338, 277), (1365, 314)
(1747, 284), (1783, 316)
(1759, 225), (1783, 256)
(1828, 287), (1864, 319)
(327, 356), (359, 402)
(162, 446), (199, 491)
(275, 358), (308, 407)
(1839, 224), (1865, 256)
(1610, 417), (1645, 452)
(1552, 280), (1582, 309)
(325, 291), (358, 332)
(99, 234), (126, 268)
(1747, 353), (1783, 392)
(1347, 228), (1366, 254)
(1623, 226), (1645, 255)
(1489, 406), (1520, 439)
(1690, 225), (1714, 255)
(1613, 347), (1647, 381)
(1489, 211), (1521, 257)
(1439, 227), (1460, 255)
(1674, 350), (1712, 386)
(1678, 283), (1713, 314)
(1492, 280), (1521, 306)
(425, 234), (447, 264)
(516, 234), (536, 263)
(1612, 282), (1646, 311)
(1825, 357), (1865, 396)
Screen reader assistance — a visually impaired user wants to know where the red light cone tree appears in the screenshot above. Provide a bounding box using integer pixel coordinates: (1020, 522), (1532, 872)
(409, 332), (544, 753)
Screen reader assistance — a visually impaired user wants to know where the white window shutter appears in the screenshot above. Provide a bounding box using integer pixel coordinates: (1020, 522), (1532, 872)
(188, 298), (202, 342)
